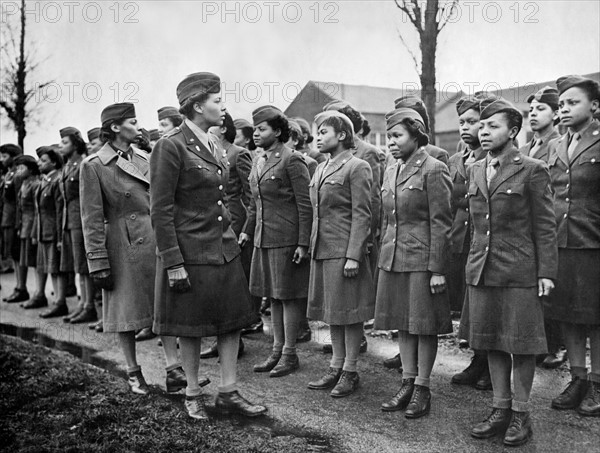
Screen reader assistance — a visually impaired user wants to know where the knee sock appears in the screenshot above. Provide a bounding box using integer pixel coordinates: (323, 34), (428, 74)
(329, 325), (345, 369)
(398, 331), (418, 380)
(271, 299), (284, 354)
(282, 299), (302, 355)
(416, 335), (438, 388)
(342, 323), (363, 372)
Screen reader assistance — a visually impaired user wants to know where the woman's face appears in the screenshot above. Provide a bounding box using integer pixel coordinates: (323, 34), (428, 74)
(386, 124), (418, 160)
(253, 121), (279, 149)
(478, 113), (515, 152)
(16, 163), (30, 178)
(529, 100), (556, 132)
(113, 118), (141, 143)
(316, 124), (342, 154)
(38, 154), (55, 174)
(458, 109), (481, 147)
(234, 128), (248, 148)
(559, 86), (598, 130)
(59, 136), (74, 158)
(158, 118), (175, 135)
(0, 152), (12, 168)
(198, 92), (225, 128)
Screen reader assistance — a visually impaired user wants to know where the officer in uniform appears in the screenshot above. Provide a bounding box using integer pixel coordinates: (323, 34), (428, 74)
(157, 106), (183, 136)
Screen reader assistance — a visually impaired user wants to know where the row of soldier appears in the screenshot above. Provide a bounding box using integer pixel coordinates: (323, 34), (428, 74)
(1, 72), (598, 447)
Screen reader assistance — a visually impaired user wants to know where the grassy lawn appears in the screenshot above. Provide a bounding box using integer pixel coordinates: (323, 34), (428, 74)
(0, 335), (325, 452)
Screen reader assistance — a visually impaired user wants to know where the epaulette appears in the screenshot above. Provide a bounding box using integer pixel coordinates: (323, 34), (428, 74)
(162, 126), (182, 139)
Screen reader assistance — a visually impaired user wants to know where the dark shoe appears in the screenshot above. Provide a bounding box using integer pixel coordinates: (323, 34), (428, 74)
(451, 354), (487, 386)
(551, 376), (588, 410)
(381, 378), (415, 412)
(200, 342), (219, 359)
(577, 381), (600, 417)
(166, 367), (187, 393)
(21, 295), (48, 309)
(308, 367), (342, 390)
(541, 347), (567, 369)
(128, 370), (149, 395)
(88, 320), (102, 330)
(405, 385), (431, 419)
(5, 288), (30, 303)
(39, 303), (68, 318)
(383, 353), (402, 370)
(63, 306), (83, 323)
(359, 335), (368, 353)
(475, 367), (493, 391)
(215, 390), (267, 417)
(330, 371), (359, 398)
(503, 411), (532, 446)
(471, 407), (511, 439)
(70, 308), (97, 324)
(270, 354), (299, 377)
(259, 297), (271, 316)
(241, 320), (263, 335)
(296, 327), (312, 343)
(322, 343), (333, 354)
(459, 339), (469, 349)
(135, 327), (156, 342)
(185, 395), (208, 420)
(254, 352), (282, 372)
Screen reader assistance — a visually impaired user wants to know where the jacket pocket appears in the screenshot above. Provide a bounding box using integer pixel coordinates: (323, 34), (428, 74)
(401, 177), (424, 191)
(579, 151), (600, 166)
(496, 183), (525, 196)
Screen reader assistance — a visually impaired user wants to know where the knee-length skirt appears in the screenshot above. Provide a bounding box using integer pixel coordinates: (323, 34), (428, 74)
(249, 246), (310, 300)
(374, 271), (452, 335)
(19, 238), (37, 267)
(544, 248), (600, 326)
(307, 256), (375, 325)
(464, 285), (547, 355)
(36, 240), (60, 274)
(154, 255), (258, 337)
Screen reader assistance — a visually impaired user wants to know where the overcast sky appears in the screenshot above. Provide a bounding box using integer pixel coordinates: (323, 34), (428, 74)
(1, 0), (599, 153)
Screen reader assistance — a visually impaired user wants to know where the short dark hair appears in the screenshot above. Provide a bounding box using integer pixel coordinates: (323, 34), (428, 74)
(239, 126), (256, 151)
(64, 132), (88, 155)
(399, 118), (429, 147)
(289, 128), (306, 149)
(321, 116), (355, 149)
(222, 113), (236, 143)
(100, 118), (127, 143)
(38, 148), (64, 170)
(0, 143), (22, 157)
(574, 80), (600, 102)
(14, 156), (41, 175)
(501, 110), (523, 135)
(337, 106), (362, 133)
(266, 115), (290, 143)
(179, 92), (211, 119)
(166, 115), (183, 127)
(361, 119), (371, 137)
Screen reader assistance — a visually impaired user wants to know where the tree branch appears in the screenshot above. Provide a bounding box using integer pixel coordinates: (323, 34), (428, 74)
(394, 0), (422, 32)
(395, 25), (421, 77)
(438, 0), (459, 32)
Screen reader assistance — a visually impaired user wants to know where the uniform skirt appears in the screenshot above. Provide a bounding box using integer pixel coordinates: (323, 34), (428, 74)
(36, 240), (60, 274)
(447, 251), (468, 313)
(464, 285), (547, 355)
(19, 238), (37, 267)
(2, 227), (19, 261)
(60, 228), (89, 274)
(374, 271), (452, 335)
(154, 255), (258, 337)
(249, 246), (310, 300)
(307, 256), (375, 325)
(544, 248), (600, 326)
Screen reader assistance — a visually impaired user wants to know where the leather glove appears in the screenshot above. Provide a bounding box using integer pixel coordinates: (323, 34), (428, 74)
(167, 265), (191, 293)
(91, 269), (115, 291)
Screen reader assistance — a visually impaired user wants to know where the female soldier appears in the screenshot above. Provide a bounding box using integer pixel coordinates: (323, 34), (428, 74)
(238, 105), (312, 378)
(157, 106), (183, 136)
(546, 75), (600, 417)
(58, 127), (95, 324)
(233, 118), (257, 152)
(151, 73), (266, 420)
(306, 110), (373, 398)
(14, 156), (41, 309)
(81, 103), (185, 397)
(465, 98), (557, 446)
(375, 108), (452, 419)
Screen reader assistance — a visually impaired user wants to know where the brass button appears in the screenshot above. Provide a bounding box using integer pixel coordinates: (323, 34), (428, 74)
(125, 192), (131, 197)
(507, 189), (512, 194)
(137, 238), (144, 244)
(217, 216), (223, 221)
(130, 214), (136, 220)
(217, 200), (222, 206)
(218, 185), (223, 190)
(464, 221), (468, 226)
(218, 169), (222, 175)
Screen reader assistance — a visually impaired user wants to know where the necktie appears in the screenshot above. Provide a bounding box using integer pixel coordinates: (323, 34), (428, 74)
(486, 157), (499, 187)
(567, 133), (580, 161)
(117, 149), (131, 161)
(529, 139), (541, 157)
(256, 154), (267, 175)
(464, 150), (476, 165)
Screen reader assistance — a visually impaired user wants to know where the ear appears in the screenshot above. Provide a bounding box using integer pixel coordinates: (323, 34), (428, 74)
(110, 122), (120, 134)
(591, 99), (600, 112)
(508, 126), (519, 140)
(274, 128), (281, 138)
(193, 102), (203, 114)
(338, 131), (347, 142)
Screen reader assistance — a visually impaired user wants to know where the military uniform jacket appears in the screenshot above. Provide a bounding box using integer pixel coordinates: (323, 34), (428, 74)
(448, 146), (486, 254)
(80, 144), (156, 274)
(150, 123), (240, 269)
(59, 158), (83, 230)
(518, 129), (560, 162)
(426, 144), (449, 166)
(17, 176), (40, 239)
(1, 168), (23, 228)
(243, 142), (312, 249)
(547, 121), (600, 249)
(223, 141), (252, 237)
(309, 151), (372, 261)
(353, 138), (382, 236)
(35, 170), (63, 242)
(378, 147), (452, 274)
(466, 146), (557, 287)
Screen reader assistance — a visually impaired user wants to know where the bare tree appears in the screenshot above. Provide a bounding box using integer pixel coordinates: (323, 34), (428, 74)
(1, 0), (53, 149)
(394, 0), (459, 141)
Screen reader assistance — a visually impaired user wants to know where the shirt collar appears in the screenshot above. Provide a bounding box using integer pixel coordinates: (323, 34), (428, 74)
(185, 118), (211, 151)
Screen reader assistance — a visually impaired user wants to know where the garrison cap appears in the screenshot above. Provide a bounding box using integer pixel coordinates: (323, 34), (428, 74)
(149, 129), (160, 141)
(59, 126), (81, 138)
(0, 143), (23, 157)
(157, 106), (181, 121)
(233, 118), (253, 129)
(456, 95), (481, 116)
(385, 108), (425, 131)
(14, 154), (38, 172)
(288, 119), (303, 136)
(87, 127), (101, 142)
(323, 99), (354, 112)
(101, 103), (136, 127)
(252, 105), (284, 126)
(35, 145), (54, 157)
(314, 110), (355, 134)
(527, 86), (559, 107)
(393, 95), (429, 132)
(479, 97), (522, 121)
(176, 72), (221, 106)
(556, 75), (600, 99)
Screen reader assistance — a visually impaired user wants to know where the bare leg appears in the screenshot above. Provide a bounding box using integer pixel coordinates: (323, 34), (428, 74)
(179, 336), (202, 396)
(161, 336), (180, 368)
(118, 331), (138, 370)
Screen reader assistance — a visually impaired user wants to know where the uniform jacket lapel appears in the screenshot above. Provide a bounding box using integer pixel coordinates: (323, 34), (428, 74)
(554, 134), (570, 167)
(258, 142), (283, 182)
(180, 122), (221, 167)
(473, 159), (489, 200)
(396, 148), (427, 186)
(97, 144), (150, 185)
(488, 149), (524, 196)
(569, 122), (600, 164)
(319, 150), (352, 187)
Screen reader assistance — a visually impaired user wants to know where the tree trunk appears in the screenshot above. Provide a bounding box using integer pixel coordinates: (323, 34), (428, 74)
(16, 0), (27, 149)
(419, 0), (439, 144)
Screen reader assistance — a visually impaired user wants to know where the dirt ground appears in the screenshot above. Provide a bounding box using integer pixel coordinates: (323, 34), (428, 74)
(1, 273), (598, 453)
